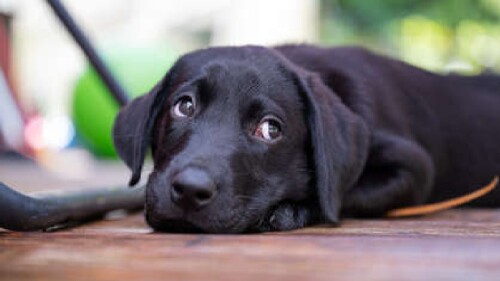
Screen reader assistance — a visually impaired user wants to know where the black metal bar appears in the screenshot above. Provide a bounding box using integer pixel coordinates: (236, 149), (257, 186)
(45, 0), (129, 106)
(0, 182), (144, 231)
(0, 1), (139, 232)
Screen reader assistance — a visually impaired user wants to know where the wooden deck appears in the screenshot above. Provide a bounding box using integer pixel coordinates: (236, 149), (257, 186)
(1, 157), (500, 280)
(1, 210), (500, 281)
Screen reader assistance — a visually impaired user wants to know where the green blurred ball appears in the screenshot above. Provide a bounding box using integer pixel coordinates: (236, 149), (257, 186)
(72, 46), (177, 158)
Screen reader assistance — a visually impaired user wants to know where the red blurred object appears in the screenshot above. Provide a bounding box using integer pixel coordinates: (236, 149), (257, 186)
(23, 115), (44, 151)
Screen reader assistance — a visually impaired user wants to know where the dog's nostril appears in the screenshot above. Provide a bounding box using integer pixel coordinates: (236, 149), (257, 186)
(195, 190), (213, 201)
(172, 183), (185, 196)
(170, 167), (217, 210)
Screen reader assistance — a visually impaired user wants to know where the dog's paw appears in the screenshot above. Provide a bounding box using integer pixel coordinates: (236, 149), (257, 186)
(256, 202), (313, 232)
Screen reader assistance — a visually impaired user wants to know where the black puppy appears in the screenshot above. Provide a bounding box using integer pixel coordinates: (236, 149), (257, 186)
(113, 45), (500, 233)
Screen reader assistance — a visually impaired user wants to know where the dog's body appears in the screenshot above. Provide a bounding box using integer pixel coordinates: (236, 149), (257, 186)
(113, 45), (500, 233)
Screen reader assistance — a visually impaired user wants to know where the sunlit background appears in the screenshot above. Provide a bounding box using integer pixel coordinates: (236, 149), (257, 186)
(0, 0), (499, 182)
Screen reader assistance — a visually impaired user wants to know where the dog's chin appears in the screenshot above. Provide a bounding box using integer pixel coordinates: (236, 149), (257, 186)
(146, 217), (206, 233)
(145, 211), (253, 234)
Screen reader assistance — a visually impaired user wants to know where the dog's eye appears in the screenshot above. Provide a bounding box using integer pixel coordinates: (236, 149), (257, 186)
(173, 96), (195, 118)
(254, 117), (282, 142)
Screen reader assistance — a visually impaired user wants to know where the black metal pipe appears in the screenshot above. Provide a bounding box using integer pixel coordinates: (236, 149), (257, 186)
(0, 182), (144, 231)
(0, 1), (140, 232)
(45, 0), (129, 106)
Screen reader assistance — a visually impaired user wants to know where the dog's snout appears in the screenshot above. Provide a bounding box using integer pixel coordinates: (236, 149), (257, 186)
(170, 168), (217, 210)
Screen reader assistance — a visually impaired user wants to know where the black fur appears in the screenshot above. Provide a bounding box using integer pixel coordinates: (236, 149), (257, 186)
(113, 45), (500, 233)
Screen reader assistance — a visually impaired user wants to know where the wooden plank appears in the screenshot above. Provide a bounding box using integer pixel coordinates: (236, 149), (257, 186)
(1, 209), (499, 281)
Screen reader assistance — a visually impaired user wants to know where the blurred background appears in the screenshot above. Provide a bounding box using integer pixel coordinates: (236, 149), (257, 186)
(0, 0), (499, 190)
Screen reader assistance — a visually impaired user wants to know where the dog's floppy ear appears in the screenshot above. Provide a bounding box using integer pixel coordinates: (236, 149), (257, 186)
(113, 79), (170, 186)
(297, 74), (370, 223)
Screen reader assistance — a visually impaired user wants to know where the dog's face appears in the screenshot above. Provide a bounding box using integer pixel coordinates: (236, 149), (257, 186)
(147, 55), (312, 233)
(113, 46), (369, 233)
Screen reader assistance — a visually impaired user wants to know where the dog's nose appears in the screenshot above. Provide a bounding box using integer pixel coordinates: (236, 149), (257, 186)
(170, 168), (216, 210)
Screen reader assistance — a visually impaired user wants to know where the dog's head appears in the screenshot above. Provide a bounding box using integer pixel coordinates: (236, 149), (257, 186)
(113, 46), (369, 233)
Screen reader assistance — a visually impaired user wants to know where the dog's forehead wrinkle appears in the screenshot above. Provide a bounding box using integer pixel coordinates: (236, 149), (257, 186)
(180, 45), (278, 68)
(202, 61), (267, 96)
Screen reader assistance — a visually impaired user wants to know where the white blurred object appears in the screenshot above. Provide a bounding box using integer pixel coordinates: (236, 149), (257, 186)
(42, 115), (74, 150)
(212, 0), (318, 46)
(0, 67), (24, 150)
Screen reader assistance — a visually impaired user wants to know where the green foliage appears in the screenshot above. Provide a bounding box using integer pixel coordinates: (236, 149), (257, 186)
(320, 0), (500, 73)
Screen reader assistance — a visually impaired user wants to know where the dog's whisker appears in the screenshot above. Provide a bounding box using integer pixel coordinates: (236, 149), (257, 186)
(235, 195), (260, 201)
(232, 171), (255, 176)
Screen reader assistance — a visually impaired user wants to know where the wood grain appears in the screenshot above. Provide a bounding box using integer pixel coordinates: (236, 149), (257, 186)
(1, 209), (500, 281)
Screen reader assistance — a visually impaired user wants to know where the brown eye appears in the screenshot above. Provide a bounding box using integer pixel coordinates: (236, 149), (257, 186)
(254, 117), (282, 142)
(173, 96), (195, 118)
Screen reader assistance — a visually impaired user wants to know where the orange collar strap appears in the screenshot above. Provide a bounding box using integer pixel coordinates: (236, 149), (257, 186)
(386, 176), (498, 218)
